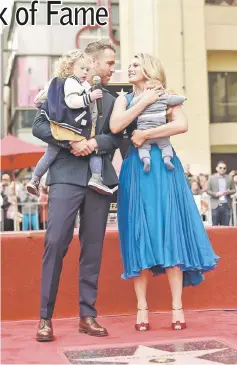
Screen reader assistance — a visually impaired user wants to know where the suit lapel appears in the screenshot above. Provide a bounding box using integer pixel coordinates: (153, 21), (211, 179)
(95, 91), (110, 135)
(215, 176), (219, 191)
(225, 175), (229, 189)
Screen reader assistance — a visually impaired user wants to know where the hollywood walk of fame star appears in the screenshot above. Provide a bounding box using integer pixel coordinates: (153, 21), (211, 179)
(116, 88), (128, 96)
(71, 344), (230, 365)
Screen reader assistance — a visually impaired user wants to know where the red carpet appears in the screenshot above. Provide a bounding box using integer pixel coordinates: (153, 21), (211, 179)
(2, 227), (237, 363)
(2, 311), (237, 364)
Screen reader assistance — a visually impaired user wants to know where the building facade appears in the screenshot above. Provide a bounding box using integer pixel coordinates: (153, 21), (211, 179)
(4, 0), (120, 143)
(4, 0), (237, 173)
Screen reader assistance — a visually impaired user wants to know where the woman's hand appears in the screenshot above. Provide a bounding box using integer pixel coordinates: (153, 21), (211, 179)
(140, 89), (163, 108)
(131, 130), (147, 148)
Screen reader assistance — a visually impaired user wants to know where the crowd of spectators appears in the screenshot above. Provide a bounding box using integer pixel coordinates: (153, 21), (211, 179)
(0, 174), (48, 231)
(184, 163), (237, 225)
(205, 0), (237, 5)
(1, 163), (237, 231)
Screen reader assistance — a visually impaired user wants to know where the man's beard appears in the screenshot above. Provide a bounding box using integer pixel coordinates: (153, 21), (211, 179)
(100, 72), (110, 85)
(88, 67), (109, 86)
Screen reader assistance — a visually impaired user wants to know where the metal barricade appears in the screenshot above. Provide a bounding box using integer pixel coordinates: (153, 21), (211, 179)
(203, 195), (237, 227)
(232, 195), (237, 226)
(1, 201), (117, 232)
(3, 195), (236, 232)
(17, 202), (47, 231)
(201, 194), (212, 226)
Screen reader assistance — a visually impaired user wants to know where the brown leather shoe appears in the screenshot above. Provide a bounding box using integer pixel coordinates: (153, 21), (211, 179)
(36, 319), (54, 342)
(79, 317), (108, 337)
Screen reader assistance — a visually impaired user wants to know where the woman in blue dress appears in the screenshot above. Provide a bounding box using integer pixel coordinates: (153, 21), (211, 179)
(110, 53), (219, 332)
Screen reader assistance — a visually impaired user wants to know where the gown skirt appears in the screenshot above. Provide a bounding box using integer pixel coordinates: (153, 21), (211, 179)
(117, 145), (220, 287)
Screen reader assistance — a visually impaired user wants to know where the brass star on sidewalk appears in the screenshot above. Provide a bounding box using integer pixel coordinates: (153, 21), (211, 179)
(73, 345), (229, 365)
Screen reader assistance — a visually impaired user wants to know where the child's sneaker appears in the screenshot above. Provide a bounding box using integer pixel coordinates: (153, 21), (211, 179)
(27, 180), (40, 196)
(88, 174), (113, 195)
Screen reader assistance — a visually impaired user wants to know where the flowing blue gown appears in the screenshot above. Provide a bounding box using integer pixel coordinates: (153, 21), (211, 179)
(117, 93), (219, 287)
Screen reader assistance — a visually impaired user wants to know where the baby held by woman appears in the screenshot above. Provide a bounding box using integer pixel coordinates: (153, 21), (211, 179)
(131, 80), (186, 172)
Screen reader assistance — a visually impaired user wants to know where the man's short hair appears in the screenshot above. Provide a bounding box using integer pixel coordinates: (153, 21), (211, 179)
(216, 161), (226, 167)
(84, 40), (116, 55)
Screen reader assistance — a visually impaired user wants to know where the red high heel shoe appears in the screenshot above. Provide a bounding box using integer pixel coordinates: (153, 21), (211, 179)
(171, 308), (186, 330)
(135, 308), (150, 331)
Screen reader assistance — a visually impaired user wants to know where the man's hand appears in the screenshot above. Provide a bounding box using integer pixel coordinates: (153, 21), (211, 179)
(86, 138), (98, 152)
(70, 140), (89, 156)
(216, 192), (224, 197)
(70, 139), (98, 156)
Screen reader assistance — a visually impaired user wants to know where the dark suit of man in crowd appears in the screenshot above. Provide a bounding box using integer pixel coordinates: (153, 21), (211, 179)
(207, 161), (235, 226)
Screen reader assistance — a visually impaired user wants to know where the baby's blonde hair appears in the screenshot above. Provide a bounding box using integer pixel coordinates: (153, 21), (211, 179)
(134, 53), (167, 88)
(53, 49), (86, 79)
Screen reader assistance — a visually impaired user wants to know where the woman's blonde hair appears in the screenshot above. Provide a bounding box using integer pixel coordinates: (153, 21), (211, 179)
(134, 53), (177, 120)
(53, 49), (86, 79)
(134, 53), (167, 88)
